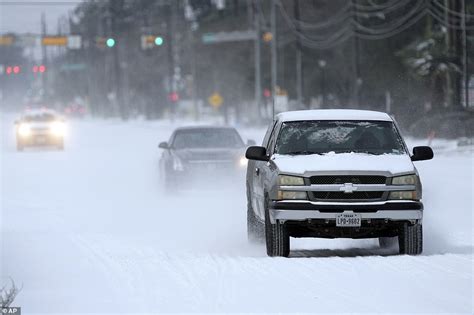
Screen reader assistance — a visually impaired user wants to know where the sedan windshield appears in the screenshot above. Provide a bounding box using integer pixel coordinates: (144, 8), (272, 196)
(173, 128), (244, 149)
(275, 121), (406, 155)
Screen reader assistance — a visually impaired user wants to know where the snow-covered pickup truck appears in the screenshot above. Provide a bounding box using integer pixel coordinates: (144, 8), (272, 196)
(245, 110), (433, 257)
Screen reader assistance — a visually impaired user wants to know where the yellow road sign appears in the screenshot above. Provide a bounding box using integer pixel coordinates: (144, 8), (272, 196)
(42, 36), (68, 46)
(0, 36), (14, 46)
(208, 92), (223, 108)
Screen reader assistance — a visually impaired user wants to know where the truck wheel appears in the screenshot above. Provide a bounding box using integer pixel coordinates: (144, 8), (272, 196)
(398, 223), (423, 255)
(378, 236), (398, 249)
(264, 198), (290, 257)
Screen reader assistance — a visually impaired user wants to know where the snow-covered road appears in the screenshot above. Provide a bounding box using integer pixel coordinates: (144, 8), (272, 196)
(1, 115), (473, 313)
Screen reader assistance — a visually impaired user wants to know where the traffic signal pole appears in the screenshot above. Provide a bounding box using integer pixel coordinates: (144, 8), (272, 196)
(294, 0), (303, 108)
(271, 0), (278, 119)
(254, 1), (262, 120)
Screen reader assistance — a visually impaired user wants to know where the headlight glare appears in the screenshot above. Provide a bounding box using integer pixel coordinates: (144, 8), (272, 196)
(50, 121), (66, 137)
(278, 175), (305, 186)
(392, 175), (417, 185)
(18, 123), (31, 137)
(239, 156), (248, 167)
(277, 190), (307, 200)
(389, 191), (418, 200)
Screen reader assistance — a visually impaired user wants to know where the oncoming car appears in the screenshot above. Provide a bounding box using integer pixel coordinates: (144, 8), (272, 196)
(158, 126), (254, 190)
(15, 109), (66, 151)
(246, 109), (433, 257)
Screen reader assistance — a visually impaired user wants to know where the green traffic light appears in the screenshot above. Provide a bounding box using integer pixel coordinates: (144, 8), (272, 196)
(154, 37), (163, 46)
(106, 38), (115, 47)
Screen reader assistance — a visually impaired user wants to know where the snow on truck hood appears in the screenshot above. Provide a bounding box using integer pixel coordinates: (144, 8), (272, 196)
(272, 152), (415, 176)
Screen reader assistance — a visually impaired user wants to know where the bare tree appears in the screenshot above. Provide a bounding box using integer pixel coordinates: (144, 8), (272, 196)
(0, 280), (20, 307)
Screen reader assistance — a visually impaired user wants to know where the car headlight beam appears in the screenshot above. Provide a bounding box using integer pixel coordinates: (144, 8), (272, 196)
(239, 156), (248, 168)
(18, 123), (31, 137)
(50, 121), (66, 137)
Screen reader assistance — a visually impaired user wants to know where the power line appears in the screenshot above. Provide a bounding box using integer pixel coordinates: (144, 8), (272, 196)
(0, 1), (82, 5)
(276, 0), (474, 50)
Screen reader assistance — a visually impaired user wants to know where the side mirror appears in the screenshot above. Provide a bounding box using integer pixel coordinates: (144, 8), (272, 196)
(411, 146), (434, 161)
(246, 146), (269, 162)
(158, 141), (169, 149)
(247, 139), (256, 146)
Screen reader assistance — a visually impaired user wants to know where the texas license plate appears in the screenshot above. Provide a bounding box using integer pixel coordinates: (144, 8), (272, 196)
(336, 213), (361, 227)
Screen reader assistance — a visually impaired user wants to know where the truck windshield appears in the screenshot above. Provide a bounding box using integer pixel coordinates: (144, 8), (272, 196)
(275, 120), (406, 155)
(173, 128), (244, 149)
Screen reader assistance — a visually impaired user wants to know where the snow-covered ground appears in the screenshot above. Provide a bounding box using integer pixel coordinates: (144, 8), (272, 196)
(1, 114), (472, 314)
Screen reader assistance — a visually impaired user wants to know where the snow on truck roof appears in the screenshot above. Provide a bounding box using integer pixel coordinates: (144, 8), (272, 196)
(276, 109), (392, 122)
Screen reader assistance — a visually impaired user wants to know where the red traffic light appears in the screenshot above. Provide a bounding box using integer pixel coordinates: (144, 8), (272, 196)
(169, 92), (179, 103)
(33, 65), (46, 73)
(13, 66), (20, 74)
(6, 66), (12, 75)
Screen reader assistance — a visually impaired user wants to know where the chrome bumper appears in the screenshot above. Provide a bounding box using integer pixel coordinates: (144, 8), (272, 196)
(269, 209), (423, 224)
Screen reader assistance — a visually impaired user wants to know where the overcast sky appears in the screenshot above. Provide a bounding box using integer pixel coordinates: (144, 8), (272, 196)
(0, 0), (80, 34)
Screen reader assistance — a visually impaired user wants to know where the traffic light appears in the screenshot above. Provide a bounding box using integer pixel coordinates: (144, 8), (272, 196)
(169, 92), (179, 103)
(5, 66), (21, 75)
(106, 38), (115, 48)
(33, 65), (46, 73)
(154, 36), (164, 46)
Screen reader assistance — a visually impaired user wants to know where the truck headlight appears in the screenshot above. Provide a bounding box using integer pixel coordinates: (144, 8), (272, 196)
(389, 191), (418, 200)
(278, 175), (305, 186)
(18, 123), (31, 137)
(277, 191), (308, 200)
(392, 175), (417, 185)
(50, 121), (66, 137)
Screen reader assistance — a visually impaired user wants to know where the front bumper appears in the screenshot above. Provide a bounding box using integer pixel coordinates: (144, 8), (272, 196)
(269, 200), (423, 224)
(17, 133), (63, 146)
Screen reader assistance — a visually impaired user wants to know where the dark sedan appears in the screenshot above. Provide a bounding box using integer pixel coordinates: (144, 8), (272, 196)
(158, 126), (254, 190)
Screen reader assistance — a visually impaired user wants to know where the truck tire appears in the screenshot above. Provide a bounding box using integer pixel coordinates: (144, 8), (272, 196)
(398, 223), (423, 255)
(264, 198), (290, 257)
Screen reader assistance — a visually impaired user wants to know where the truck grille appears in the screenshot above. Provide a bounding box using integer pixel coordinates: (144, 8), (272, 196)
(310, 175), (387, 185)
(313, 191), (384, 200)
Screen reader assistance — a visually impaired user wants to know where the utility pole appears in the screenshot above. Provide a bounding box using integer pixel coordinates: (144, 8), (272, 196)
(294, 0), (303, 108)
(351, 0), (360, 108)
(41, 13), (48, 102)
(461, 0), (469, 108)
(110, 0), (127, 119)
(271, 0), (278, 119)
(444, 0), (452, 108)
(254, 1), (262, 120)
